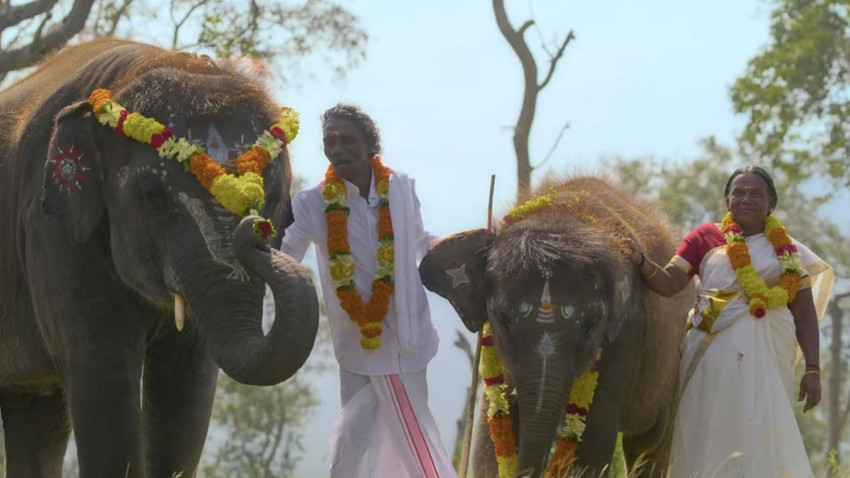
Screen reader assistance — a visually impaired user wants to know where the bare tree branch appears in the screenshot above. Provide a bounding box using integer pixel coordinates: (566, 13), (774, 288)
(531, 120), (571, 169)
(538, 30), (574, 91)
(105, 0), (134, 37)
(493, 0), (574, 200)
(0, 0), (57, 31)
(170, 0), (208, 49)
(0, 0), (95, 76)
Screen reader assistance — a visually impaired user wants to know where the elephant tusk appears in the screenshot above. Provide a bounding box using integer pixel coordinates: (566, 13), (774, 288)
(174, 294), (186, 332)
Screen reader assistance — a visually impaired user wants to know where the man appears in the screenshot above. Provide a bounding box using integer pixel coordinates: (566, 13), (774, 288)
(281, 104), (457, 477)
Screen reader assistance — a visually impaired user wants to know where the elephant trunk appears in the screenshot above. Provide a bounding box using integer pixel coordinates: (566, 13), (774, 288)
(514, 360), (575, 478)
(195, 216), (319, 386)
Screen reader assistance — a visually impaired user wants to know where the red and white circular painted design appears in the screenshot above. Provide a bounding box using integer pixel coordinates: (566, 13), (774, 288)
(47, 145), (90, 193)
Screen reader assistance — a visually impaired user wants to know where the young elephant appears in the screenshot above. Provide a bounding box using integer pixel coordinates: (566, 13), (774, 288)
(420, 176), (693, 478)
(0, 40), (318, 476)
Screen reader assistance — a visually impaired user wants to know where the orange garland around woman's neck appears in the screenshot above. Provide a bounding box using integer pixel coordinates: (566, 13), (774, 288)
(322, 157), (394, 350)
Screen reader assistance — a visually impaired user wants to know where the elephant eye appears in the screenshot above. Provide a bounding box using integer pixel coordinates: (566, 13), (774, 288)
(518, 302), (534, 318)
(139, 176), (173, 215)
(561, 304), (575, 319)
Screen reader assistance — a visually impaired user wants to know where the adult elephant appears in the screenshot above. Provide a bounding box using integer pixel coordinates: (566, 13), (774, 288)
(0, 39), (319, 477)
(420, 176), (693, 477)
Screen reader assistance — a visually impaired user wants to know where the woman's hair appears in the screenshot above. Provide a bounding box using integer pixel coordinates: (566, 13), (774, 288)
(723, 165), (778, 206)
(321, 103), (382, 158)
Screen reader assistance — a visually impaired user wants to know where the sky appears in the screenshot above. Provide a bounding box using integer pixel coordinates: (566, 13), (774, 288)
(276, 1), (789, 476)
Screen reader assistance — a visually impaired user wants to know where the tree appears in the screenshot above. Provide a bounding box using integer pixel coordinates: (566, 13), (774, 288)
(200, 372), (319, 477)
(0, 0), (367, 85)
(730, 0), (850, 186)
(606, 139), (850, 475)
(492, 0), (573, 201)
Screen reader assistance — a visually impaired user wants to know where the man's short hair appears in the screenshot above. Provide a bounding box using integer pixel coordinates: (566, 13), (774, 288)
(321, 103), (382, 158)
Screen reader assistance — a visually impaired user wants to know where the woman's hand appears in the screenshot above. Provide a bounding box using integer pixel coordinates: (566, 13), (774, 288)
(619, 237), (644, 266)
(798, 372), (821, 413)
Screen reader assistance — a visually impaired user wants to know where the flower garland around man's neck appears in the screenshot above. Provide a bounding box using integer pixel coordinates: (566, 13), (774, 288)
(88, 89), (299, 236)
(480, 322), (601, 478)
(322, 157), (394, 350)
(721, 211), (803, 318)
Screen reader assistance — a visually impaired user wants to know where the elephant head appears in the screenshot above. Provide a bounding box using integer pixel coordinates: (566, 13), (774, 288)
(421, 217), (639, 476)
(39, 63), (318, 385)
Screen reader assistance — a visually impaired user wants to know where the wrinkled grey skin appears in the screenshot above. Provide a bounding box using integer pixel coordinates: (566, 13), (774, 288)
(0, 39), (318, 477)
(420, 177), (692, 478)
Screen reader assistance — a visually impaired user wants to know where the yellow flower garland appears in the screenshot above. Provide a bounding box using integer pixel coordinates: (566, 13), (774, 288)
(323, 157), (394, 350)
(721, 212), (803, 318)
(480, 322), (601, 477)
(88, 89), (299, 224)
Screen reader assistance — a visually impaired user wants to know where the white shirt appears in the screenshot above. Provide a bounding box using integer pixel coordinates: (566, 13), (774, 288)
(281, 169), (440, 375)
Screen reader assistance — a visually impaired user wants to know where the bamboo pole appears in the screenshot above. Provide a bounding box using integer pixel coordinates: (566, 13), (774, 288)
(458, 174), (495, 478)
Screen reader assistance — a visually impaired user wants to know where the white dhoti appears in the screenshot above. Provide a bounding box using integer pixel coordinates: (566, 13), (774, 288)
(330, 369), (458, 478)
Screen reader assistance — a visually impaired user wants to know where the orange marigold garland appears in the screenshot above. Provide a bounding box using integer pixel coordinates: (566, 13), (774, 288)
(480, 321), (601, 478)
(88, 88), (299, 238)
(721, 212), (803, 318)
(323, 157), (394, 350)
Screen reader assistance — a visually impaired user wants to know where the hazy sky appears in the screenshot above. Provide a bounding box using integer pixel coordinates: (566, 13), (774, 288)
(276, 1), (776, 475)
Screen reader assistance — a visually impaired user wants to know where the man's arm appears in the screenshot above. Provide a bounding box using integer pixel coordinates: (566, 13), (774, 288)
(409, 179), (439, 260)
(280, 191), (315, 262)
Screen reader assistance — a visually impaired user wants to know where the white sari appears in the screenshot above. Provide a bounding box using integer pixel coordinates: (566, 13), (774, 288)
(670, 232), (833, 478)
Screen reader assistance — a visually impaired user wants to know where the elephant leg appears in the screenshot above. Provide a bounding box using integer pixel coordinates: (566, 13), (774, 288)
(66, 344), (145, 477)
(0, 388), (70, 477)
(621, 407), (675, 478)
(572, 394), (622, 476)
(143, 327), (218, 477)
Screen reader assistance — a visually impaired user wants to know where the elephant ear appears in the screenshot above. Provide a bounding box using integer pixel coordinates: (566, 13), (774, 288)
(419, 229), (492, 333)
(41, 101), (105, 243)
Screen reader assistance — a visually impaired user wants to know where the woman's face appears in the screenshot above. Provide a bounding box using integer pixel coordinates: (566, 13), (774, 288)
(725, 172), (776, 232)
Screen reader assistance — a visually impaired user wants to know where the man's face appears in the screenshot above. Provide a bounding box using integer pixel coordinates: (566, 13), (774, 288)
(323, 117), (371, 180)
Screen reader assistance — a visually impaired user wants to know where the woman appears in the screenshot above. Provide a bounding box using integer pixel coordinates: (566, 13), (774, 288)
(628, 165), (833, 477)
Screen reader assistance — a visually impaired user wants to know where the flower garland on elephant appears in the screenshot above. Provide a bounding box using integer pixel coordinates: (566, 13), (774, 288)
(322, 157), (394, 350)
(480, 322), (601, 478)
(88, 89), (299, 237)
(721, 212), (802, 318)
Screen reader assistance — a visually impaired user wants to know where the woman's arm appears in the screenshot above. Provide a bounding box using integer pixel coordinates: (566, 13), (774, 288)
(788, 286), (821, 412)
(623, 239), (691, 297)
(636, 254), (692, 297)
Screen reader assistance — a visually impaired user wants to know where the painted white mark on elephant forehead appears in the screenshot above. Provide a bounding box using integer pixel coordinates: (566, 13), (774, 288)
(445, 263), (470, 288)
(561, 304), (575, 320)
(206, 123), (228, 165)
(619, 275), (631, 300)
(178, 192), (249, 282)
(518, 301), (533, 317)
(536, 332), (556, 357)
(536, 280), (555, 323)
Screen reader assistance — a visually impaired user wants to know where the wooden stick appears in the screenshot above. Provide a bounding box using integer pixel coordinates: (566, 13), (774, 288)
(458, 174), (496, 478)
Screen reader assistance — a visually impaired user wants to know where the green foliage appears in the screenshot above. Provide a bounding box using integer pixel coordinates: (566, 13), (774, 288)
(730, 0), (850, 186)
(200, 372), (318, 478)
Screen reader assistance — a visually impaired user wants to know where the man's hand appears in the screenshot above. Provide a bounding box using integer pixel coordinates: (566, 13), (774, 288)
(798, 373), (821, 413)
